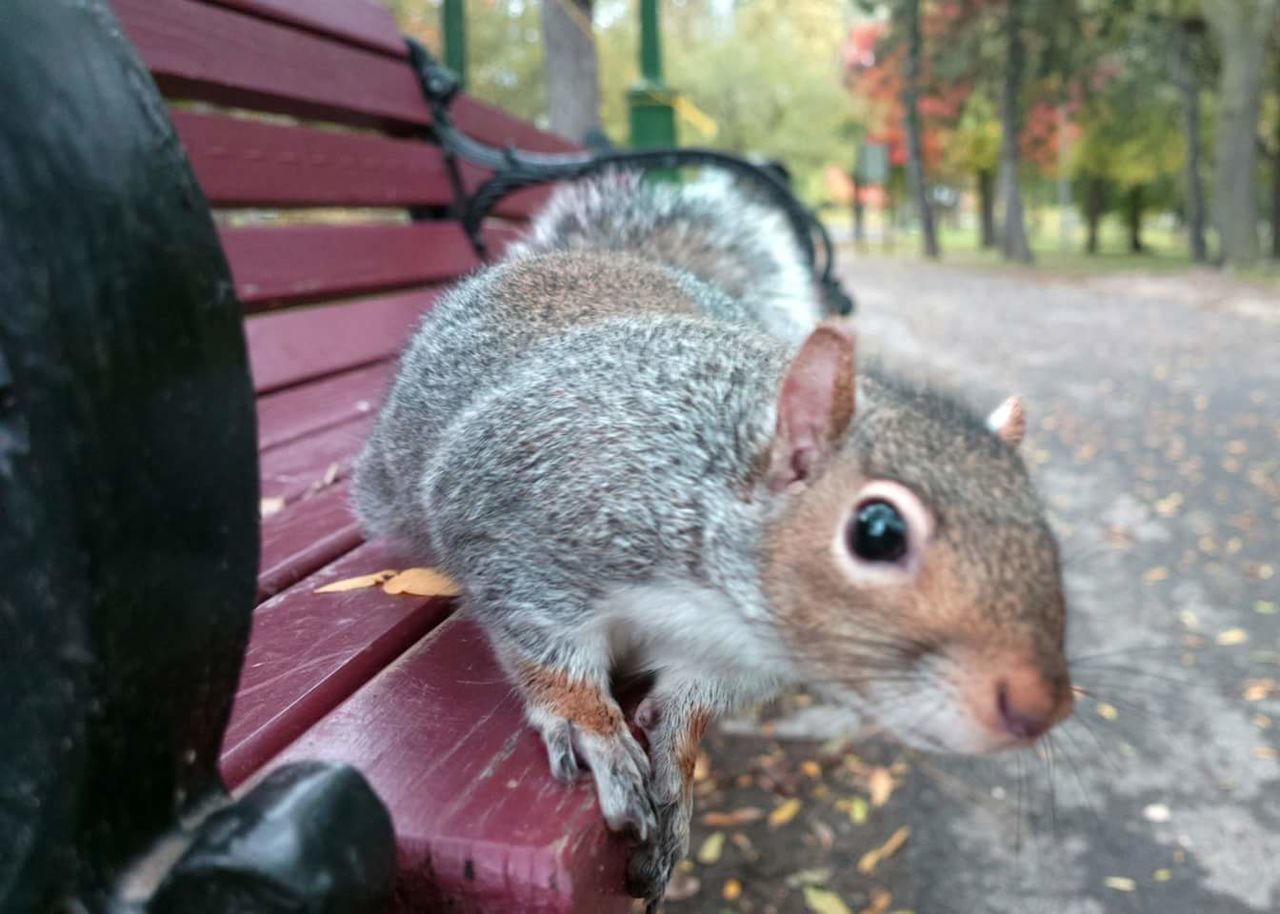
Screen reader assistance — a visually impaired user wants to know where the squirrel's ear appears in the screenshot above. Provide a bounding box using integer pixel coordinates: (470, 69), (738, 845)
(766, 320), (857, 492)
(986, 395), (1027, 447)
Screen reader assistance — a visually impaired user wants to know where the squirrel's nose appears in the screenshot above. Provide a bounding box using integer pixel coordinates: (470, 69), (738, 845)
(994, 664), (1073, 741)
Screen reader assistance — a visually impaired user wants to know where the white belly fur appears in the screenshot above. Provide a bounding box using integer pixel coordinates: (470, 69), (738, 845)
(593, 579), (793, 696)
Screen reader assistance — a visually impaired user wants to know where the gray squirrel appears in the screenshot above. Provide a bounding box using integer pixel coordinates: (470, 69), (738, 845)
(353, 171), (1073, 907)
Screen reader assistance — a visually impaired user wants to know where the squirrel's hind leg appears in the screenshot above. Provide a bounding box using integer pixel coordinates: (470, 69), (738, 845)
(497, 635), (657, 844)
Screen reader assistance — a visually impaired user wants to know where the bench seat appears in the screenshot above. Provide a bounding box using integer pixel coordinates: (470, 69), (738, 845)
(107, 0), (632, 909)
(231, 358), (630, 912)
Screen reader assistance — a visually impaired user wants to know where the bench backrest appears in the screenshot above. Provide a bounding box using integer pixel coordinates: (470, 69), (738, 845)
(111, 0), (574, 396)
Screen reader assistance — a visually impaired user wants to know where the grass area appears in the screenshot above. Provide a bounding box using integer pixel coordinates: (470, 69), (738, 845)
(825, 209), (1280, 287)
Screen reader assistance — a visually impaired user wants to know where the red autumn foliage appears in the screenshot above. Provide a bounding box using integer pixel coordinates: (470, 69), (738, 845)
(842, 5), (1090, 182)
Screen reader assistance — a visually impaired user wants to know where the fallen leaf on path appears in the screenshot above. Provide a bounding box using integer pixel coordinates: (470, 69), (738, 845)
(868, 767), (896, 806)
(382, 567), (460, 597)
(722, 878), (742, 901)
(803, 886), (854, 914)
(314, 569), (398, 593)
(1153, 868), (1172, 882)
(1142, 566), (1169, 584)
(1097, 702), (1119, 721)
(1253, 747), (1278, 760)
(785, 868), (831, 888)
(768, 797), (802, 827)
(1256, 601), (1277, 616)
(730, 833), (759, 861)
(810, 817), (835, 849)
(702, 807), (763, 828)
(860, 889), (892, 914)
(848, 796), (869, 824)
(1104, 877), (1136, 892)
(801, 760), (822, 779)
(1243, 679), (1275, 701)
(1154, 493), (1183, 517)
(695, 831), (725, 865)
(1217, 628), (1249, 647)
(1142, 803), (1170, 823)
(857, 826), (910, 874)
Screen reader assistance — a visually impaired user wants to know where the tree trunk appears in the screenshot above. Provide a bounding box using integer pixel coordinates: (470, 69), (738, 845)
(900, 0), (939, 259)
(1125, 185), (1145, 254)
(541, 0), (601, 144)
(978, 169), (997, 248)
(1272, 137), (1280, 260)
(1203, 0), (1277, 267)
(1169, 18), (1208, 262)
(998, 0), (1034, 263)
(851, 171), (866, 247)
(1085, 175), (1104, 254)
(1272, 52), (1280, 260)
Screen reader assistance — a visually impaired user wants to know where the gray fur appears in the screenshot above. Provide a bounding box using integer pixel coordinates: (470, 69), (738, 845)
(352, 174), (1064, 905)
(509, 171), (822, 341)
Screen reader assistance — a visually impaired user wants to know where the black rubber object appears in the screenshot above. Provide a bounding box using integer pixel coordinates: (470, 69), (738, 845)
(0, 3), (394, 911)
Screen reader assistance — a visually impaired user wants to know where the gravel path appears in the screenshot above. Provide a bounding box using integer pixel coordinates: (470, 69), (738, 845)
(666, 256), (1279, 914)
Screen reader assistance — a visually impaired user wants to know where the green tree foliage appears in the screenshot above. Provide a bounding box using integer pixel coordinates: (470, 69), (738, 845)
(385, 1), (852, 203)
(662, 0), (855, 201)
(1071, 14), (1187, 253)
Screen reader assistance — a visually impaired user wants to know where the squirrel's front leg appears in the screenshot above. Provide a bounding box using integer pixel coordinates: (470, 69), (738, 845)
(626, 680), (720, 910)
(496, 635), (656, 842)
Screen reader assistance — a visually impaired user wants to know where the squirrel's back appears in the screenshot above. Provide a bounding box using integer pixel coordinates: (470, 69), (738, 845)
(353, 174), (820, 548)
(509, 172), (822, 342)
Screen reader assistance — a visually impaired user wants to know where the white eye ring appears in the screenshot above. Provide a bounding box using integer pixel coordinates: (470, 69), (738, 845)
(831, 480), (933, 584)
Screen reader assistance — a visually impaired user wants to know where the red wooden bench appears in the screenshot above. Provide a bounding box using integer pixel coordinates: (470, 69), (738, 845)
(109, 1), (632, 910)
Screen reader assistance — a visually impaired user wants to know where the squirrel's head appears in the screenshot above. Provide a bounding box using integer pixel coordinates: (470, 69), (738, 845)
(759, 320), (1072, 754)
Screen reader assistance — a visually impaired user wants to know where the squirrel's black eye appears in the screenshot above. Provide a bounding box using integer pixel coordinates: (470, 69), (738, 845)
(849, 500), (909, 563)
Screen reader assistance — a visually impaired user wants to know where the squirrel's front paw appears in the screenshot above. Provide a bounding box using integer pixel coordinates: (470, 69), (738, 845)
(535, 715), (656, 843)
(625, 799), (690, 910)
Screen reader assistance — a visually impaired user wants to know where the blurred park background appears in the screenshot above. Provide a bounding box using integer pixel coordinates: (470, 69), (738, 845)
(381, 4), (1279, 914)
(385, 0), (1280, 279)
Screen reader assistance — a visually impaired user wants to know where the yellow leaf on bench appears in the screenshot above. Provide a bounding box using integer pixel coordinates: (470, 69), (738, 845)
(314, 570), (398, 593)
(383, 567), (460, 597)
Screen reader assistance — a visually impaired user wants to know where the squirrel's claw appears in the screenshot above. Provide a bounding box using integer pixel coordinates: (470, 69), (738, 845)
(540, 718), (580, 783)
(538, 716), (656, 843)
(577, 726), (655, 842)
(625, 799), (688, 907)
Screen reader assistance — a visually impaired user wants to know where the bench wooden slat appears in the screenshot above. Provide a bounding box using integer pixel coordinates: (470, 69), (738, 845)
(262, 614), (632, 913)
(201, 0), (406, 58)
(258, 482), (363, 601)
(245, 288), (433, 394)
(114, 0), (577, 150)
(220, 223), (478, 310)
(257, 361), (389, 452)
(224, 540), (454, 788)
(259, 413), (372, 502)
(173, 111), (456, 208)
(114, 0), (431, 130)
(173, 110), (554, 218)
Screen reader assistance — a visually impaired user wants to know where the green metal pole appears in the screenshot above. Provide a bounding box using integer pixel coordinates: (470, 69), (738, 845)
(639, 0), (662, 83)
(628, 0), (677, 160)
(442, 0), (467, 89)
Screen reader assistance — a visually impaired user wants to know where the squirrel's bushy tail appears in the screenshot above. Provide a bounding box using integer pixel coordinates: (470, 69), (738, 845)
(507, 171), (823, 342)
